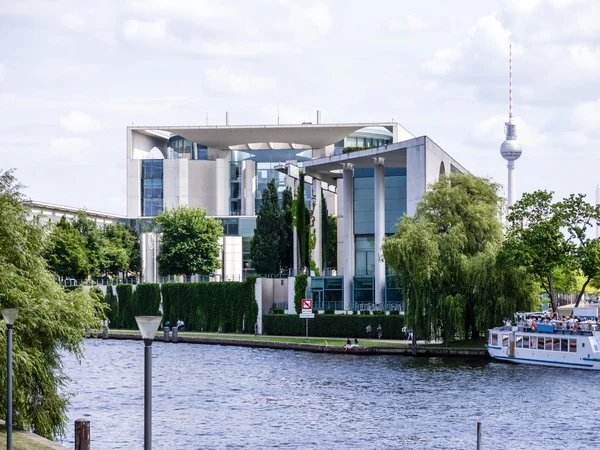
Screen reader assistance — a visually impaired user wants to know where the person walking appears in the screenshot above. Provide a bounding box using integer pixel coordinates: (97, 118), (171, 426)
(366, 324), (372, 340)
(377, 324), (382, 340)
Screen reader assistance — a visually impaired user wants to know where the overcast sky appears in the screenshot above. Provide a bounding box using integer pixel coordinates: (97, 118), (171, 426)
(1, 0), (599, 215)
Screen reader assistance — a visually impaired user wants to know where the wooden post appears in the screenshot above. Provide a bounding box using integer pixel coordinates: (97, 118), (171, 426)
(75, 419), (90, 450)
(476, 421), (482, 450)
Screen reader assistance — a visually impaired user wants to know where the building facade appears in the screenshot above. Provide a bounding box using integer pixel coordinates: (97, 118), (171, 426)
(126, 118), (465, 310)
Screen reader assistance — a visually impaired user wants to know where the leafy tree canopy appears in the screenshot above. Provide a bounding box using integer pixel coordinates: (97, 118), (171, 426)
(383, 173), (537, 342)
(0, 169), (104, 438)
(153, 206), (223, 276)
(43, 216), (89, 279)
(500, 191), (600, 311)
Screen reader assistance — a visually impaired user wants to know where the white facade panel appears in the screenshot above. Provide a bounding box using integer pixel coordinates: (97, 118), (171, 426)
(406, 138), (426, 216)
(188, 160), (218, 215)
(223, 236), (243, 281)
(127, 159), (141, 218)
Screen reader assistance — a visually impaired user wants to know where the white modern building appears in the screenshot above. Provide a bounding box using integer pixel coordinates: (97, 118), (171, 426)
(126, 115), (466, 309)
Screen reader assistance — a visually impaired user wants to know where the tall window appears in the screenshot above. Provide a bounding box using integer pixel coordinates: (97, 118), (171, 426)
(141, 160), (163, 216)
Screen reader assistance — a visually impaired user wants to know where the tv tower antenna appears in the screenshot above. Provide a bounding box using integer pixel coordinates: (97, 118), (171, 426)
(500, 43), (523, 207)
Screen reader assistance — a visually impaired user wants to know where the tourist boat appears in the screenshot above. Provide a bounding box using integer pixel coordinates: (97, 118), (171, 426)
(486, 313), (600, 370)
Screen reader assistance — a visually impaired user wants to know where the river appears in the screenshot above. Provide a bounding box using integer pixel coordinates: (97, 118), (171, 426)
(58, 339), (600, 449)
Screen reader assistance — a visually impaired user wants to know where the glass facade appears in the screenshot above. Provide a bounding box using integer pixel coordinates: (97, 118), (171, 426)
(141, 160), (163, 217)
(230, 162), (241, 215)
(311, 277), (343, 310)
(355, 236), (375, 275)
(167, 135), (208, 160)
(353, 168), (407, 235)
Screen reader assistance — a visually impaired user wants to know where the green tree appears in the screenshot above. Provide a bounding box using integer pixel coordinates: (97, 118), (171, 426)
(43, 216), (89, 280)
(383, 173), (536, 342)
(326, 214), (337, 269)
(102, 223), (141, 277)
(153, 206), (223, 276)
(73, 211), (106, 276)
(0, 169), (104, 438)
(281, 186), (294, 270)
(293, 173), (310, 270)
(251, 180), (285, 274)
(500, 191), (600, 311)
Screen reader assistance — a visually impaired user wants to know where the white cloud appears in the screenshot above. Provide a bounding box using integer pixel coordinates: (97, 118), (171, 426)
(0, 64), (6, 82)
(123, 19), (167, 41)
(422, 13), (511, 78)
(573, 98), (600, 131)
(50, 137), (91, 159)
(502, 0), (541, 14)
(60, 12), (85, 31)
(389, 14), (427, 32)
(60, 111), (103, 133)
(569, 45), (600, 73)
(204, 67), (275, 96)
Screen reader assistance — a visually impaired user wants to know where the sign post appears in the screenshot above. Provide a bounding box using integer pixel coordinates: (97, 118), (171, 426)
(299, 299), (314, 342)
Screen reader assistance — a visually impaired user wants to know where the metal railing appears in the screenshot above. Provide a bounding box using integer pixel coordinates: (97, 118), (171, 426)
(58, 277), (139, 287)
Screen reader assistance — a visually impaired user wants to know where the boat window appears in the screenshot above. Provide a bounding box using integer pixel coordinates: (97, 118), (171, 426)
(552, 337), (560, 352)
(491, 334), (498, 346)
(502, 335), (509, 347)
(537, 337), (545, 350)
(530, 336), (537, 349)
(522, 335), (529, 348)
(516, 335), (523, 348)
(590, 338), (600, 353)
(545, 337), (553, 351)
(561, 339), (568, 352)
(569, 339), (577, 352)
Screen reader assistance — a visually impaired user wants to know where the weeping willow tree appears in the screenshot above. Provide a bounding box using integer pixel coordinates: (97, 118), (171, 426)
(382, 173), (537, 343)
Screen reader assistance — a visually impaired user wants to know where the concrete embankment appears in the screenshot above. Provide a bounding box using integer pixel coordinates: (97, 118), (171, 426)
(95, 333), (489, 358)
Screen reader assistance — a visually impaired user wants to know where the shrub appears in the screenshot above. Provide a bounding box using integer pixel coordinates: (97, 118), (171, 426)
(116, 284), (134, 329)
(324, 309), (335, 315)
(389, 310), (400, 315)
(161, 279), (257, 333)
(271, 308), (285, 314)
(104, 286), (118, 325)
(133, 283), (161, 316)
(294, 274), (308, 314)
(263, 314), (405, 339)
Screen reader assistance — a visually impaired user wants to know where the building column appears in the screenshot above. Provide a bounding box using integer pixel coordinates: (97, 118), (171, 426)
(507, 161), (515, 208)
(311, 178), (323, 275)
(291, 178), (299, 274)
(342, 163), (354, 310)
(241, 160), (256, 216)
(374, 157), (385, 308)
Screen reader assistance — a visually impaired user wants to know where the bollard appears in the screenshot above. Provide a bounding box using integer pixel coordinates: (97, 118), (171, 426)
(163, 326), (170, 342)
(477, 421), (482, 450)
(172, 326), (178, 343)
(102, 321), (109, 339)
(75, 419), (90, 450)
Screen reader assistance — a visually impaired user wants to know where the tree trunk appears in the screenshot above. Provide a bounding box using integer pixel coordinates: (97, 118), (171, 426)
(549, 275), (557, 313)
(575, 276), (592, 307)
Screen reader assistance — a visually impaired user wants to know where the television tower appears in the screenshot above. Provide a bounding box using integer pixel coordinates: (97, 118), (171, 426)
(500, 44), (523, 207)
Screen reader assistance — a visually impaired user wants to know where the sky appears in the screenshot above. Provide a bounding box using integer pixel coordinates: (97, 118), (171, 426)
(1, 0), (599, 215)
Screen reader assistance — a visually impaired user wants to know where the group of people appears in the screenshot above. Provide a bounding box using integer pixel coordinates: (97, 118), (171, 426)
(524, 316), (600, 332)
(365, 324), (383, 340)
(343, 337), (360, 351)
(165, 320), (185, 331)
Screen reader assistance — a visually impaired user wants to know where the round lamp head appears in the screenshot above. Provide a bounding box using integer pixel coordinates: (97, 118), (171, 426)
(135, 316), (162, 340)
(1, 308), (18, 326)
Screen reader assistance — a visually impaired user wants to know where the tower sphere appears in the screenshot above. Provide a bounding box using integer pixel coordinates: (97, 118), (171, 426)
(500, 139), (522, 161)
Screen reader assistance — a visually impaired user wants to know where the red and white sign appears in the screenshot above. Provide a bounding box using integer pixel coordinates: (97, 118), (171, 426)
(301, 299), (312, 311)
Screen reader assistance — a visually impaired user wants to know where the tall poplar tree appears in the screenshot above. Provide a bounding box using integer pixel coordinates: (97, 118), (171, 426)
(251, 180), (285, 274)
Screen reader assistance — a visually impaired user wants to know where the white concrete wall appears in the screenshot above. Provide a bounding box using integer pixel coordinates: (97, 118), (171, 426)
(242, 160), (256, 216)
(287, 276), (296, 314)
(188, 160), (220, 215)
(215, 158), (229, 216)
(163, 159), (189, 209)
(406, 137), (427, 216)
(223, 236), (242, 281)
(255, 278), (263, 334)
(261, 278), (274, 314)
(424, 137), (467, 185)
(141, 232), (159, 283)
(130, 130), (168, 159)
(127, 159), (141, 217)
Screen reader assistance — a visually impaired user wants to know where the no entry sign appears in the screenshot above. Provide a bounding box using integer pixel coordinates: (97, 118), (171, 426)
(301, 299), (312, 311)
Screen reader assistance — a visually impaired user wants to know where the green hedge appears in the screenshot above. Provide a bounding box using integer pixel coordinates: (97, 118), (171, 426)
(104, 286), (118, 325)
(133, 283), (161, 317)
(161, 279), (257, 333)
(262, 314), (405, 339)
(116, 284), (134, 329)
(294, 274), (308, 314)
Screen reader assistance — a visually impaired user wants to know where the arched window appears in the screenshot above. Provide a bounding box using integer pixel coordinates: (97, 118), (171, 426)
(439, 161), (446, 177)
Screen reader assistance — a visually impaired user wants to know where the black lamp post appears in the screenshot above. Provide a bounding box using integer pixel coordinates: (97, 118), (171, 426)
(135, 316), (162, 450)
(2, 308), (18, 450)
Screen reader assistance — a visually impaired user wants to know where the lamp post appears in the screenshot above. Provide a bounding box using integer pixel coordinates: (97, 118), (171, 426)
(2, 308), (18, 450)
(135, 316), (162, 450)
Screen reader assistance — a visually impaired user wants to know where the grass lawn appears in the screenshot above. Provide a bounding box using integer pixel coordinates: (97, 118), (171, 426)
(108, 330), (410, 348)
(0, 425), (63, 450)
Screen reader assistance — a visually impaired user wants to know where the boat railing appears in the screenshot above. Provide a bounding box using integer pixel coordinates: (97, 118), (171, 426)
(516, 320), (598, 334)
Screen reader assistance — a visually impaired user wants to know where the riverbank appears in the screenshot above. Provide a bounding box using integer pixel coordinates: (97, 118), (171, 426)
(94, 330), (489, 358)
(0, 422), (67, 450)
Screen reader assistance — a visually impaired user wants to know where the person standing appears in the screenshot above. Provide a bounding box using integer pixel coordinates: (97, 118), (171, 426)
(254, 322), (258, 337)
(377, 324), (382, 340)
(366, 324), (372, 340)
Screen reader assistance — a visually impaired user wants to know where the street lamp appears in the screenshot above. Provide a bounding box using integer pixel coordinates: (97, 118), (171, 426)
(2, 308), (18, 450)
(135, 316), (162, 450)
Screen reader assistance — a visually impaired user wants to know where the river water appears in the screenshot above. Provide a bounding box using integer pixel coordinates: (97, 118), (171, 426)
(58, 339), (600, 450)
